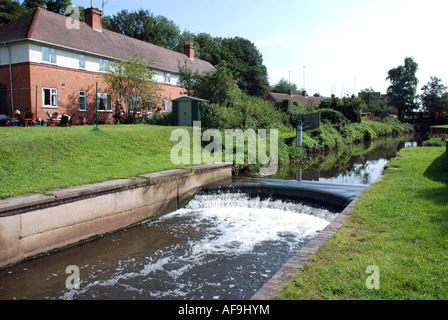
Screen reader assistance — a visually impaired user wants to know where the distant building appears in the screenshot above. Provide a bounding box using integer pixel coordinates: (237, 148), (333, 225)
(358, 91), (388, 101)
(264, 89), (323, 107)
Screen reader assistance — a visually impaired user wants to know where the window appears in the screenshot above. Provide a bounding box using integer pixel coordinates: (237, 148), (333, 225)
(99, 59), (110, 71)
(162, 99), (169, 112)
(43, 88), (58, 108)
(164, 72), (171, 83)
(128, 96), (142, 114)
(42, 47), (56, 64)
(79, 91), (86, 111)
(79, 55), (86, 69)
(97, 93), (112, 112)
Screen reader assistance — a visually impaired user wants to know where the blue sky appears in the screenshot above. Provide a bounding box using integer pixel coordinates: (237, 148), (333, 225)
(75, 0), (448, 97)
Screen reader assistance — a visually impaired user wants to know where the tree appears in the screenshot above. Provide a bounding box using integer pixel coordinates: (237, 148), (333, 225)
(386, 57), (419, 121)
(106, 9), (181, 51)
(219, 37), (269, 97)
(270, 78), (299, 94)
(177, 63), (240, 105)
(420, 76), (448, 123)
(319, 96), (362, 123)
(0, 0), (29, 27)
(23, 0), (72, 14)
(103, 54), (162, 118)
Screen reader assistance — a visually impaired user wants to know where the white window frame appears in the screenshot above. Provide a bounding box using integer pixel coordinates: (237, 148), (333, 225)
(162, 99), (169, 112)
(97, 93), (112, 112)
(164, 72), (171, 84)
(42, 47), (56, 64)
(128, 96), (142, 114)
(79, 91), (86, 111)
(42, 88), (58, 108)
(99, 59), (110, 72)
(79, 55), (86, 69)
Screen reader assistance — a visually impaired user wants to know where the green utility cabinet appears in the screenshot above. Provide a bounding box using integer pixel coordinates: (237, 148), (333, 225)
(172, 96), (206, 126)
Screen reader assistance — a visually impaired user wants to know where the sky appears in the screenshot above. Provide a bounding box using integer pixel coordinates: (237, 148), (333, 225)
(74, 0), (448, 98)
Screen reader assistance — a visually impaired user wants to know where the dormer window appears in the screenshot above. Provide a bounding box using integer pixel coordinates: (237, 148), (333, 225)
(42, 47), (56, 64)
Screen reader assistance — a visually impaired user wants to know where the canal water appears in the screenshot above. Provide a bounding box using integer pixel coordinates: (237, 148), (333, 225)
(0, 134), (423, 300)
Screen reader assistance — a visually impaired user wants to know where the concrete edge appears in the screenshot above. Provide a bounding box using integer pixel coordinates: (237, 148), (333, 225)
(250, 174), (384, 300)
(0, 162), (233, 217)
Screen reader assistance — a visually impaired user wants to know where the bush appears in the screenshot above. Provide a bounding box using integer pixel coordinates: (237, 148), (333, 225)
(423, 133), (447, 146)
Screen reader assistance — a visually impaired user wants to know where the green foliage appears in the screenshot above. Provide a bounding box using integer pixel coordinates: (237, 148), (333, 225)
(105, 8), (269, 97)
(202, 92), (287, 131)
(23, 0), (72, 14)
(423, 133), (448, 147)
(318, 96), (362, 123)
(0, 0), (29, 27)
(106, 9), (181, 51)
(178, 64), (240, 105)
(386, 57), (419, 121)
(103, 54), (162, 118)
(274, 99), (312, 128)
(420, 76), (448, 124)
(269, 78), (300, 95)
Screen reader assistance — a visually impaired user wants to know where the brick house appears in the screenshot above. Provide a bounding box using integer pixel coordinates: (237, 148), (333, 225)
(264, 90), (323, 107)
(0, 7), (213, 125)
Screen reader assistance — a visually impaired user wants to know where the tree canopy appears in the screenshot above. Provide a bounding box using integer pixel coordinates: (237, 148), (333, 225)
(23, 0), (72, 14)
(270, 78), (300, 95)
(420, 76), (448, 123)
(386, 57), (419, 121)
(0, 0), (29, 27)
(103, 9), (269, 97)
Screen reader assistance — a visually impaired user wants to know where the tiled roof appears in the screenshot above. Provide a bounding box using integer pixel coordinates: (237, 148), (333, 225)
(265, 92), (323, 106)
(0, 8), (214, 74)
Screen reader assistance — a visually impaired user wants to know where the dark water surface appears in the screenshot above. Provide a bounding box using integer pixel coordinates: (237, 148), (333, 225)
(0, 134), (423, 300)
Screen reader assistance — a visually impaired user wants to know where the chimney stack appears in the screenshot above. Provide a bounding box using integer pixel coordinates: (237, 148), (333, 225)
(85, 7), (102, 31)
(184, 43), (195, 60)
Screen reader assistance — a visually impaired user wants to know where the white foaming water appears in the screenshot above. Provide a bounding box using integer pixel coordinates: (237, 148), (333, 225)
(61, 192), (337, 300)
(168, 193), (336, 255)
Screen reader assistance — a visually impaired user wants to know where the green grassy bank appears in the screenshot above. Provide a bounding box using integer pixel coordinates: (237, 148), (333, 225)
(0, 119), (415, 199)
(0, 125), (197, 199)
(278, 146), (448, 300)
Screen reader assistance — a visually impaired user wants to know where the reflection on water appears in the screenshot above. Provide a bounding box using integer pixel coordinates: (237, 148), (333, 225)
(264, 134), (423, 185)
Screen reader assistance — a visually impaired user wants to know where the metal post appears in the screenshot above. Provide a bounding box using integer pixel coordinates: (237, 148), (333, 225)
(297, 120), (303, 147)
(95, 82), (99, 130)
(35, 85), (38, 122)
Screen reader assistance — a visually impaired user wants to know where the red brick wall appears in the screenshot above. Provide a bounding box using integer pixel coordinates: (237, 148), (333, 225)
(0, 63), (32, 115)
(0, 62), (188, 124)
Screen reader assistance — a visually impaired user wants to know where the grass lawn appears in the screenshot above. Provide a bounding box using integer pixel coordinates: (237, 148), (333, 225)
(0, 125), (198, 199)
(278, 146), (448, 300)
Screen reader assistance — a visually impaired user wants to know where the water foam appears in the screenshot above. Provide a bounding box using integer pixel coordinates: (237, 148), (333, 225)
(61, 192), (337, 299)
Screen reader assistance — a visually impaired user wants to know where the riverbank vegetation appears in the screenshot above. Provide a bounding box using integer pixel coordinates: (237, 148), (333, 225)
(277, 146), (448, 299)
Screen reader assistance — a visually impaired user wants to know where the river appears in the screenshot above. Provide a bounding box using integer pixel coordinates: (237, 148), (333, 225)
(0, 133), (423, 300)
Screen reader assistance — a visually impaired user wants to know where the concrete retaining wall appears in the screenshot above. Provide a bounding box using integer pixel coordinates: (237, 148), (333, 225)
(0, 162), (233, 269)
